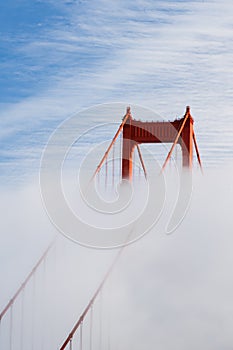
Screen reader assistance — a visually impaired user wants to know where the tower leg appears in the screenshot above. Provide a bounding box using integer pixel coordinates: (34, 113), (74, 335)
(122, 137), (135, 181)
(181, 116), (193, 168)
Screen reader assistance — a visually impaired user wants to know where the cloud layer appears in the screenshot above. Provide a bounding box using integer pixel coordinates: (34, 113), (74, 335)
(0, 166), (233, 349)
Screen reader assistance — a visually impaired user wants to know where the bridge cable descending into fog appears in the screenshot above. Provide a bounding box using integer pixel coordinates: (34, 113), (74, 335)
(0, 233), (130, 349)
(0, 240), (54, 350)
(0, 106), (202, 349)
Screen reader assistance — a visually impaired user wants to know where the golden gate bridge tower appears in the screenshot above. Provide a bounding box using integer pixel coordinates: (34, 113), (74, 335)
(94, 105), (202, 183)
(0, 106), (202, 349)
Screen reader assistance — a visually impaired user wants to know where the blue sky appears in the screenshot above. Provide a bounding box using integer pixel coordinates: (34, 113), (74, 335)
(1, 0), (233, 185)
(1, 2), (233, 348)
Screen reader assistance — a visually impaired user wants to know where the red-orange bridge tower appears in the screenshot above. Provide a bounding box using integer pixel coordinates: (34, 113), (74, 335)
(93, 106), (202, 182)
(122, 106), (194, 180)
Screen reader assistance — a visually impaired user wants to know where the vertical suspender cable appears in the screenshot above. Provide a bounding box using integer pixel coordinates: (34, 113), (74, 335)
(69, 338), (72, 350)
(89, 305), (93, 350)
(20, 289), (25, 350)
(138, 144), (142, 181)
(119, 132), (122, 182)
(112, 142), (115, 188)
(99, 289), (102, 350)
(9, 304), (13, 350)
(31, 274), (36, 350)
(80, 321), (83, 350)
(108, 325), (111, 350)
(0, 318), (2, 348)
(0, 240), (55, 324)
(137, 143), (140, 180)
(97, 168), (100, 188)
(108, 329), (110, 350)
(133, 146), (136, 182)
(105, 155), (108, 189)
(41, 255), (47, 350)
(91, 110), (130, 183)
(106, 287), (111, 350)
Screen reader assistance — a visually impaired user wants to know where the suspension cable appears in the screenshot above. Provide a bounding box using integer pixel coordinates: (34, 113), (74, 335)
(162, 106), (191, 171)
(0, 239), (55, 323)
(138, 153), (142, 180)
(136, 144), (147, 179)
(59, 235), (132, 350)
(193, 131), (203, 173)
(90, 108), (131, 183)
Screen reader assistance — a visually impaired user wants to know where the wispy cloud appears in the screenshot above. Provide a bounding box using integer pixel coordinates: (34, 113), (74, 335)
(1, 0), (233, 184)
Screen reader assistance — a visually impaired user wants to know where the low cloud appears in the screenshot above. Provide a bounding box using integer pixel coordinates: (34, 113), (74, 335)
(0, 165), (233, 349)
